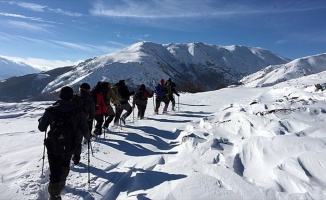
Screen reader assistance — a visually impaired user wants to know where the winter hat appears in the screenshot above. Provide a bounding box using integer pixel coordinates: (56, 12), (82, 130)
(79, 83), (91, 89)
(59, 86), (73, 100)
(140, 84), (145, 89)
(160, 79), (164, 84)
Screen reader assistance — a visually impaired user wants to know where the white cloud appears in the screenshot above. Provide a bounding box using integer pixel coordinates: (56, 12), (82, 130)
(89, 0), (326, 19)
(8, 1), (47, 12)
(48, 8), (83, 17)
(0, 12), (61, 24)
(50, 39), (123, 53)
(5, 20), (54, 33)
(0, 55), (82, 71)
(5, 1), (83, 17)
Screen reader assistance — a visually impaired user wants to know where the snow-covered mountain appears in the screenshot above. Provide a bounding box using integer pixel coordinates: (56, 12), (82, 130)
(0, 56), (40, 80)
(0, 41), (290, 102)
(240, 53), (326, 87)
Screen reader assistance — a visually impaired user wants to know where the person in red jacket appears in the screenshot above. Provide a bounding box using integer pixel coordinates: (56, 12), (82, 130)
(91, 81), (109, 136)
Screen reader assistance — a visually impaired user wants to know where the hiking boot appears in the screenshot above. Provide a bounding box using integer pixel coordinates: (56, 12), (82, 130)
(49, 196), (62, 200)
(93, 128), (102, 136)
(120, 116), (126, 125)
(48, 183), (61, 200)
(72, 155), (80, 165)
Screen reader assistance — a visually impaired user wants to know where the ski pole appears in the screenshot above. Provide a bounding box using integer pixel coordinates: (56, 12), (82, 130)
(88, 139), (91, 188)
(132, 107), (135, 123)
(40, 129), (47, 178)
(103, 117), (106, 139)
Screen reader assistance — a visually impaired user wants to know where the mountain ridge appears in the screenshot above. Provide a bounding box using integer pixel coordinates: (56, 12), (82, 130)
(0, 41), (294, 102)
(0, 56), (40, 80)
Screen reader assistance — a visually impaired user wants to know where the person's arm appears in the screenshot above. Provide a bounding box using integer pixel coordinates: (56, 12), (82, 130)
(38, 110), (51, 132)
(78, 112), (91, 140)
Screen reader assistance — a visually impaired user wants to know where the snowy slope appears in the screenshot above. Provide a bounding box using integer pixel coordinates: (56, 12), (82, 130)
(40, 41), (290, 95)
(0, 56), (40, 80)
(0, 70), (326, 199)
(240, 53), (326, 87)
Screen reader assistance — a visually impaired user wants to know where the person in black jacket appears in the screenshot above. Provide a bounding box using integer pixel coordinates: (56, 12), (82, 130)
(132, 84), (153, 119)
(38, 86), (90, 200)
(113, 80), (135, 125)
(72, 83), (95, 165)
(166, 78), (179, 111)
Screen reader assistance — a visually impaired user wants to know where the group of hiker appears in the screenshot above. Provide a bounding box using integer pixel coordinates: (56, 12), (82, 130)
(37, 78), (179, 200)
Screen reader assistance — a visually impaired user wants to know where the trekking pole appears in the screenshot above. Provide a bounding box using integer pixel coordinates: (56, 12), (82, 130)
(87, 139), (91, 188)
(40, 129), (47, 178)
(103, 117), (106, 139)
(132, 107), (135, 123)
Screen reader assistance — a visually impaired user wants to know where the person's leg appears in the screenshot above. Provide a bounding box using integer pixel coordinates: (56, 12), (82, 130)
(114, 105), (123, 125)
(136, 104), (141, 118)
(72, 134), (83, 165)
(120, 103), (132, 124)
(93, 114), (104, 135)
(48, 153), (63, 199)
(163, 99), (170, 113)
(103, 106), (115, 128)
(171, 96), (176, 110)
(59, 154), (73, 190)
(155, 97), (161, 113)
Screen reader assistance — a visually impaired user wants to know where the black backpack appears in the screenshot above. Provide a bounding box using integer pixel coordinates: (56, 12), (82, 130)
(134, 90), (145, 103)
(45, 108), (77, 155)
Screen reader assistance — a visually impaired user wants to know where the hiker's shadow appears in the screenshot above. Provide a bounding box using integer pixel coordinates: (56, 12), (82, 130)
(102, 167), (187, 200)
(126, 125), (181, 140)
(95, 137), (177, 156)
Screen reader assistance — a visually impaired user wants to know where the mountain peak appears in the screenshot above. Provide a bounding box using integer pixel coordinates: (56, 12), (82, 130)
(0, 56), (40, 80)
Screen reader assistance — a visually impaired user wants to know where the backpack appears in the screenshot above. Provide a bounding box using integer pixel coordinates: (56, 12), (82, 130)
(155, 84), (165, 98)
(46, 108), (77, 155)
(134, 90), (145, 103)
(72, 94), (85, 112)
(91, 81), (109, 110)
(112, 84), (122, 102)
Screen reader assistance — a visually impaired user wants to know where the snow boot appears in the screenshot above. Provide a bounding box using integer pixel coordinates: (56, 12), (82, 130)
(48, 182), (61, 200)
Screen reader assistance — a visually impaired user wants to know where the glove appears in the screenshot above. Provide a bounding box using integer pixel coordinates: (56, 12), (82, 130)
(176, 93), (180, 96)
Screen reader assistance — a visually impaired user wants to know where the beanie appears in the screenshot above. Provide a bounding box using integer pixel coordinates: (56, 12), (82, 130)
(140, 84), (145, 89)
(160, 79), (164, 84)
(59, 86), (73, 100)
(79, 83), (91, 90)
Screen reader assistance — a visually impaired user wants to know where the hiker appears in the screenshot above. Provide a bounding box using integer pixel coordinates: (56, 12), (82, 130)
(113, 80), (135, 125)
(154, 78), (169, 114)
(91, 81), (109, 136)
(72, 82), (95, 165)
(102, 82), (121, 129)
(132, 84), (153, 119)
(38, 86), (90, 200)
(165, 78), (180, 111)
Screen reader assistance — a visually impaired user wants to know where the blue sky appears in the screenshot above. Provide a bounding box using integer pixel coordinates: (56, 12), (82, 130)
(0, 0), (326, 69)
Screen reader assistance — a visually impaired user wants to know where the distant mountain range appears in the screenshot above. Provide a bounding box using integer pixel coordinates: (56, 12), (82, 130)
(2, 41), (323, 102)
(240, 53), (326, 87)
(0, 57), (40, 80)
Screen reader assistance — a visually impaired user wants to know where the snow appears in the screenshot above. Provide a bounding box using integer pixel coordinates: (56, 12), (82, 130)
(1, 70), (326, 199)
